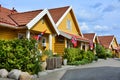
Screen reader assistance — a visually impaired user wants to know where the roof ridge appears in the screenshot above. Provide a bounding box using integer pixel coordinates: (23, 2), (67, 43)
(9, 9), (43, 16)
(48, 6), (70, 10)
(98, 35), (114, 37)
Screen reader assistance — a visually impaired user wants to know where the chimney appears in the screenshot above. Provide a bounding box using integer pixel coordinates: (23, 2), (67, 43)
(11, 7), (17, 14)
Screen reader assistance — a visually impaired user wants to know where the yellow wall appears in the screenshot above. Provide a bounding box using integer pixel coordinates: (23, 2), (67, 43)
(112, 38), (118, 48)
(31, 16), (52, 34)
(31, 16), (57, 52)
(58, 11), (79, 35)
(0, 27), (26, 40)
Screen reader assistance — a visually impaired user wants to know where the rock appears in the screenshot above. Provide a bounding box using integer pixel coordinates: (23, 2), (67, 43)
(38, 71), (47, 78)
(19, 72), (31, 80)
(8, 69), (21, 80)
(0, 69), (8, 78)
(31, 74), (38, 79)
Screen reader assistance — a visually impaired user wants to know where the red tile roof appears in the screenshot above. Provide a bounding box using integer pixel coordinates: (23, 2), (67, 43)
(0, 5), (43, 27)
(83, 33), (95, 41)
(60, 31), (89, 42)
(98, 35), (114, 48)
(0, 6), (69, 27)
(9, 10), (42, 26)
(49, 6), (69, 23)
(0, 6), (17, 26)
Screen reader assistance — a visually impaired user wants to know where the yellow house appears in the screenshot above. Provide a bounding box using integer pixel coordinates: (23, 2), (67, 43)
(0, 6), (59, 51)
(0, 6), (90, 55)
(83, 33), (99, 54)
(97, 35), (119, 57)
(49, 6), (89, 55)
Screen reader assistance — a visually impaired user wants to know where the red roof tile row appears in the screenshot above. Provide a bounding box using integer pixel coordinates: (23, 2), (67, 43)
(83, 33), (95, 42)
(97, 35), (114, 48)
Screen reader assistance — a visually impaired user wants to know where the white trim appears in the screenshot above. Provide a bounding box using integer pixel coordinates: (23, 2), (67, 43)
(56, 6), (83, 37)
(26, 9), (47, 29)
(26, 30), (30, 39)
(108, 36), (114, 49)
(71, 7), (83, 37)
(56, 6), (72, 26)
(46, 10), (60, 35)
(49, 34), (52, 50)
(41, 37), (47, 47)
(93, 33), (96, 42)
(26, 9), (59, 35)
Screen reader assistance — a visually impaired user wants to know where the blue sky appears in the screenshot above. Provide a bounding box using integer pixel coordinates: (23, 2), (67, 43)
(1, 0), (120, 43)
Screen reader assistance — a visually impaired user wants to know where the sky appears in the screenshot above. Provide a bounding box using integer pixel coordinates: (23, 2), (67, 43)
(1, 0), (120, 43)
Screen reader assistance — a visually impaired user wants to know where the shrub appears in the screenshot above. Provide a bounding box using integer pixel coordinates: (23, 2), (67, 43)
(64, 48), (95, 65)
(0, 39), (42, 74)
(96, 44), (107, 59)
(106, 49), (113, 58)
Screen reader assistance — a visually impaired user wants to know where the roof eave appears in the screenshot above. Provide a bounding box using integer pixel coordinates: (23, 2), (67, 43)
(0, 23), (27, 29)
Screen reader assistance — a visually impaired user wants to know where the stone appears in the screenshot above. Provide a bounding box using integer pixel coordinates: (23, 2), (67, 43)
(8, 69), (21, 80)
(0, 69), (8, 78)
(31, 74), (38, 79)
(38, 71), (47, 78)
(19, 72), (31, 80)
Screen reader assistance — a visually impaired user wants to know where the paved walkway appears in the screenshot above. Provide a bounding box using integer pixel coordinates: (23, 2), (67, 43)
(1, 58), (120, 80)
(37, 58), (120, 80)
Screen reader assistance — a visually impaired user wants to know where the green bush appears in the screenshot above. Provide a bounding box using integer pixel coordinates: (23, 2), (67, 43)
(0, 39), (42, 74)
(68, 59), (89, 66)
(106, 49), (112, 58)
(96, 44), (107, 59)
(64, 48), (95, 65)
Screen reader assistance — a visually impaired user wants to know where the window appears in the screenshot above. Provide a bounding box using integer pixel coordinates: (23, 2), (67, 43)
(66, 19), (71, 30)
(18, 33), (25, 39)
(41, 37), (46, 47)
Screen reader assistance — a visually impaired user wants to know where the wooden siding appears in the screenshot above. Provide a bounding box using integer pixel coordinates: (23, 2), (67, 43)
(58, 11), (79, 35)
(54, 43), (65, 55)
(112, 38), (118, 48)
(31, 16), (53, 34)
(0, 27), (26, 40)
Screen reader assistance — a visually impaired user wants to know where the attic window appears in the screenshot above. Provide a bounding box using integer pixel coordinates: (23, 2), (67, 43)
(66, 19), (71, 30)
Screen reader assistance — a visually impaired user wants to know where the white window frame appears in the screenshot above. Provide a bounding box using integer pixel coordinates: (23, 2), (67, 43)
(41, 37), (46, 47)
(66, 19), (72, 30)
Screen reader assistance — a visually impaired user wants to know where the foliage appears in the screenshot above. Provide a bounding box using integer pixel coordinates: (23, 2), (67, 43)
(64, 48), (95, 65)
(0, 39), (42, 74)
(42, 50), (53, 57)
(105, 49), (113, 58)
(96, 44), (107, 59)
(68, 59), (89, 66)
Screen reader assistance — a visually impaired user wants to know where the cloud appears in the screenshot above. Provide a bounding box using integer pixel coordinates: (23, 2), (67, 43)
(94, 25), (111, 32)
(80, 22), (93, 33)
(102, 5), (116, 12)
(92, 3), (102, 8)
(77, 9), (101, 22)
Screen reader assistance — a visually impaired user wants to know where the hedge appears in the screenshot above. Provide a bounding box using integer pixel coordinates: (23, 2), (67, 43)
(0, 39), (41, 74)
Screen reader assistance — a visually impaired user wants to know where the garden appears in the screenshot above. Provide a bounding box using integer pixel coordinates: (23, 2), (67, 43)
(0, 39), (113, 79)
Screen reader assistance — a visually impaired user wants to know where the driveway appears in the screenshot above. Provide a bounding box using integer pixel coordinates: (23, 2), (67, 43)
(61, 58), (120, 80)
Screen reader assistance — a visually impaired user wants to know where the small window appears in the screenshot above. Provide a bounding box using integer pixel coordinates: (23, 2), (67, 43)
(18, 33), (25, 39)
(41, 37), (46, 47)
(66, 19), (71, 30)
